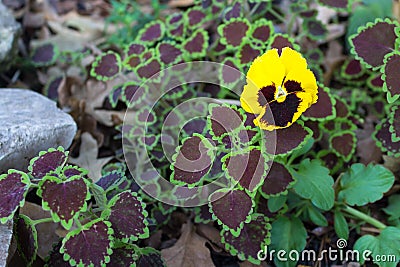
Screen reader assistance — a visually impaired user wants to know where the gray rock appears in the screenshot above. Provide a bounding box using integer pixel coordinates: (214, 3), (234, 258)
(0, 89), (77, 173)
(0, 2), (21, 71)
(0, 220), (13, 267)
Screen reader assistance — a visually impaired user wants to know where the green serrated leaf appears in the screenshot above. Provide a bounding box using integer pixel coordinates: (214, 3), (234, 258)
(292, 159), (335, 211)
(270, 216), (307, 267)
(383, 194), (400, 221)
(354, 226), (400, 267)
(338, 163), (395, 206)
(306, 204), (328, 226)
(267, 195), (287, 213)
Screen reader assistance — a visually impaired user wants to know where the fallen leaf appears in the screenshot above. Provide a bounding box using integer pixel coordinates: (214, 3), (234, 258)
(161, 222), (214, 267)
(20, 202), (60, 260)
(68, 132), (112, 182)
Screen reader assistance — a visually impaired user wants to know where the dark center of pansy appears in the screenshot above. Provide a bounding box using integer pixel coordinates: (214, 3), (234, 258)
(284, 80), (303, 93)
(257, 85), (276, 106)
(260, 93), (302, 127)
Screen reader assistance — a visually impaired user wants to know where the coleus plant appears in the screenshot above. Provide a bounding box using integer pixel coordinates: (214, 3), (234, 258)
(0, 147), (164, 267)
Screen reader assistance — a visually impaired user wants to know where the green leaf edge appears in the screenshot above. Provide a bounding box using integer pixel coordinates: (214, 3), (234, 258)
(90, 51), (122, 82)
(135, 20), (165, 45)
(217, 17), (251, 49)
(388, 105), (400, 142)
(155, 40), (183, 66)
(15, 214), (38, 266)
(31, 43), (60, 67)
(381, 50), (400, 104)
(373, 118), (400, 158)
(28, 146), (69, 178)
(182, 29), (209, 60)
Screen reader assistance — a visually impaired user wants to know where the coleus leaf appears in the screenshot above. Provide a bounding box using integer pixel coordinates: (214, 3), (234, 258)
(186, 6), (208, 28)
(334, 96), (350, 118)
(90, 51), (122, 81)
(208, 104), (245, 140)
(260, 161), (295, 198)
(222, 147), (268, 193)
(249, 18), (274, 44)
(108, 244), (137, 267)
(46, 240), (72, 267)
(31, 43), (59, 66)
(305, 49), (323, 64)
(108, 85), (123, 108)
(60, 219), (113, 267)
(28, 146), (68, 179)
(317, 0), (350, 11)
(374, 118), (400, 157)
(221, 214), (271, 265)
(182, 29), (208, 59)
(302, 85), (336, 121)
(121, 82), (147, 108)
(43, 75), (65, 101)
(102, 191), (149, 242)
(268, 34), (300, 54)
(135, 106), (156, 126)
(340, 58), (365, 79)
(338, 163), (395, 206)
(367, 73), (384, 91)
(125, 42), (146, 57)
(389, 106), (400, 142)
(303, 19), (328, 41)
(382, 51), (400, 103)
(223, 1), (242, 20)
(171, 134), (214, 187)
(350, 18), (398, 70)
(194, 204), (213, 224)
(0, 170), (30, 223)
(37, 175), (90, 230)
(317, 150), (343, 174)
(136, 20), (165, 45)
(169, 23), (186, 41)
(96, 170), (125, 192)
(15, 215), (38, 266)
(219, 57), (242, 87)
(218, 18), (250, 48)
(237, 42), (262, 65)
(136, 247), (167, 267)
(209, 188), (254, 236)
(262, 121), (313, 155)
(136, 57), (163, 81)
(329, 131), (357, 162)
(156, 41), (182, 65)
(299, 9), (317, 19)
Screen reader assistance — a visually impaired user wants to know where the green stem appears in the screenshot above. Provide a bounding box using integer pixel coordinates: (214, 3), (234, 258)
(342, 205), (386, 230)
(31, 217), (54, 226)
(75, 218), (84, 229)
(268, 8), (286, 23)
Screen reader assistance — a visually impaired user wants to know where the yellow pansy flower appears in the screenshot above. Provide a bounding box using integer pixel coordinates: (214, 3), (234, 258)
(240, 47), (318, 131)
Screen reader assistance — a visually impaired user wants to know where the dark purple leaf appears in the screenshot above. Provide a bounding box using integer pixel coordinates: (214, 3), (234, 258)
(96, 171), (124, 192)
(170, 23), (185, 39)
(195, 204), (213, 223)
(222, 214), (270, 262)
(125, 55), (141, 69)
(31, 43), (58, 66)
(62, 165), (87, 179)
(318, 0), (349, 9)
(390, 106), (400, 141)
(38, 176), (89, 229)
(187, 8), (207, 27)
(183, 29), (208, 56)
(137, 58), (162, 79)
(304, 120), (321, 140)
(251, 19), (273, 43)
(104, 191), (149, 241)
(182, 118), (207, 136)
(224, 2), (242, 20)
(302, 85), (335, 120)
(122, 83), (146, 106)
(318, 150), (342, 172)
(335, 98), (349, 118)
(238, 43), (262, 65)
(350, 19), (397, 69)
(261, 162), (294, 196)
(220, 58), (241, 85)
(168, 13), (183, 25)
(126, 43), (146, 56)
(209, 105), (244, 138)
(172, 135), (212, 186)
(305, 19), (327, 40)
(342, 58), (364, 77)
(368, 73), (384, 89)
(263, 122), (311, 155)
(383, 52), (400, 99)
(224, 148), (266, 192)
(44, 76), (64, 101)
(219, 19), (249, 47)
(91, 52), (121, 81)
(29, 147), (68, 179)
(269, 34), (297, 54)
(108, 245), (136, 267)
(137, 107), (156, 125)
(61, 219), (113, 267)
(137, 21), (164, 43)
(210, 189), (253, 234)
(46, 240), (72, 267)
(136, 247), (166, 267)
(15, 215), (38, 265)
(0, 170), (30, 223)
(300, 10), (317, 18)
(375, 119), (400, 157)
(157, 42), (182, 65)
(330, 132), (356, 161)
(109, 86), (123, 108)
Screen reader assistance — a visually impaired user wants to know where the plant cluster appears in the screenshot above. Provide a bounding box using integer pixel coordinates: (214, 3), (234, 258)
(1, 0), (399, 266)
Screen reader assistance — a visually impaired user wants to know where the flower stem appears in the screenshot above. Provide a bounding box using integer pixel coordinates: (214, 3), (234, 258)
(31, 217), (54, 226)
(341, 205), (386, 230)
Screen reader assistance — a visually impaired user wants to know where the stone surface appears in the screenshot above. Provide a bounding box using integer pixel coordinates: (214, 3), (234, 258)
(0, 220), (13, 267)
(0, 2), (21, 71)
(0, 89), (77, 173)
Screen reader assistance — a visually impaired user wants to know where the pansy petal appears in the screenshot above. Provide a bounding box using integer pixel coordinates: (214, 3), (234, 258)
(254, 92), (313, 131)
(284, 68), (318, 103)
(246, 49), (285, 88)
(280, 47), (307, 76)
(240, 83), (264, 114)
